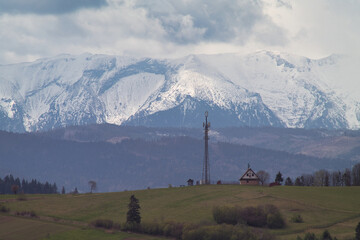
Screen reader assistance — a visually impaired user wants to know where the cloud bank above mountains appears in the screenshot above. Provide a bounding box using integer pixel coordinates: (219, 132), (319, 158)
(0, 0), (360, 67)
(0, 0), (107, 15)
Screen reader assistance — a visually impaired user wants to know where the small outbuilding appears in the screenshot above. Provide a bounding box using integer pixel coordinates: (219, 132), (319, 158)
(239, 167), (260, 185)
(187, 179), (194, 186)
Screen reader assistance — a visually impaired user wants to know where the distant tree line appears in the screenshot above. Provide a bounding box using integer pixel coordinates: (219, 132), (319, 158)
(283, 163), (360, 187)
(0, 174), (58, 194)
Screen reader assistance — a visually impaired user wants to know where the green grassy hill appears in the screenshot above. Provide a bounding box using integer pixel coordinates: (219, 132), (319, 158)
(1, 185), (360, 240)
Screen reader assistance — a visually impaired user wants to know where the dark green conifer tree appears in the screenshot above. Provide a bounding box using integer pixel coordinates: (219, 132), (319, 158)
(304, 232), (318, 240)
(321, 230), (332, 240)
(126, 195), (141, 224)
(285, 177), (293, 186)
(275, 171), (284, 185)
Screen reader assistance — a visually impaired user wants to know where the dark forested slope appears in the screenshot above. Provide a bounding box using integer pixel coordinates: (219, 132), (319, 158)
(0, 129), (351, 192)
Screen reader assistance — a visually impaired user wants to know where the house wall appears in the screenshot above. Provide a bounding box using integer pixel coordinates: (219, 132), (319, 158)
(240, 179), (259, 185)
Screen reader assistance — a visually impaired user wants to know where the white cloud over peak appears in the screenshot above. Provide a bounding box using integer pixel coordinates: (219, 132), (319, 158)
(0, 0), (359, 65)
(0, 0), (108, 15)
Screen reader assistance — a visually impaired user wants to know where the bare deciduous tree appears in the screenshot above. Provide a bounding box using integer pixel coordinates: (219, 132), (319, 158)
(301, 174), (314, 186)
(11, 184), (19, 194)
(343, 168), (352, 186)
(88, 180), (97, 193)
(352, 163), (360, 186)
(331, 171), (342, 186)
(314, 169), (330, 186)
(256, 170), (270, 186)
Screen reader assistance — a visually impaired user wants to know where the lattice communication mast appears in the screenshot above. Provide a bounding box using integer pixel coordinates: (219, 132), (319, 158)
(202, 111), (211, 184)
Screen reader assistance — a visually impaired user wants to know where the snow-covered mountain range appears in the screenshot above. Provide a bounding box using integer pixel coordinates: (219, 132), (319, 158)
(0, 51), (359, 132)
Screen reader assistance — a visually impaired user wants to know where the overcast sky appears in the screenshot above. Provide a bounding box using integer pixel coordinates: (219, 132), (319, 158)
(1, 0), (360, 65)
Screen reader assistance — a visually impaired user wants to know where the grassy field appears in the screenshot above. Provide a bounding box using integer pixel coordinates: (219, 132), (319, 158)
(1, 185), (360, 240)
(0, 215), (167, 240)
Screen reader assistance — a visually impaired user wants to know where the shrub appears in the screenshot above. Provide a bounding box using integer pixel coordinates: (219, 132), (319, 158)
(30, 210), (37, 217)
(264, 205), (285, 229)
(298, 232), (334, 240)
(0, 205), (10, 213)
(182, 226), (207, 240)
(291, 214), (304, 223)
(16, 210), (37, 218)
(304, 232), (318, 240)
(113, 222), (121, 230)
(320, 230), (332, 240)
(263, 204), (278, 215)
(203, 224), (233, 240)
(140, 221), (164, 236)
(121, 221), (141, 232)
(266, 213), (285, 229)
(239, 206), (267, 227)
(122, 221), (184, 239)
(163, 221), (184, 239)
(213, 204), (285, 229)
(182, 224), (259, 240)
(91, 219), (114, 229)
(259, 231), (277, 240)
(212, 206), (240, 225)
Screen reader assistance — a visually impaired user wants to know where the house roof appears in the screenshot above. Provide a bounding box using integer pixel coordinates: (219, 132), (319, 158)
(240, 168), (259, 180)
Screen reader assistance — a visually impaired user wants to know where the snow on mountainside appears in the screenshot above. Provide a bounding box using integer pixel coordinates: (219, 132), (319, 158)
(0, 51), (359, 132)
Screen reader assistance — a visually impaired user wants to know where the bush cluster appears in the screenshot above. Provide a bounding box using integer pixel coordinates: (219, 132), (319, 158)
(213, 204), (285, 229)
(213, 206), (240, 225)
(91, 219), (274, 240)
(183, 224), (250, 240)
(291, 214), (303, 223)
(182, 224), (275, 240)
(0, 205), (10, 213)
(91, 220), (184, 239)
(121, 221), (184, 239)
(91, 219), (115, 229)
(16, 210), (37, 218)
(296, 230), (338, 240)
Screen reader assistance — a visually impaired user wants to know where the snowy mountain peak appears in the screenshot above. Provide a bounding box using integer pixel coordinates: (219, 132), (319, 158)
(0, 51), (359, 132)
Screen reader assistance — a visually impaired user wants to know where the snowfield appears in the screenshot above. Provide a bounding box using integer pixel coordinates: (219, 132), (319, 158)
(0, 51), (359, 132)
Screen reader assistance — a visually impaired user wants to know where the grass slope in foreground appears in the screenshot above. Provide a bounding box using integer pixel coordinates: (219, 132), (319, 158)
(1, 185), (360, 240)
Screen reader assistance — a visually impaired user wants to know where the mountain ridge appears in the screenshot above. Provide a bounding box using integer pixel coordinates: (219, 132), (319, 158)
(0, 51), (359, 132)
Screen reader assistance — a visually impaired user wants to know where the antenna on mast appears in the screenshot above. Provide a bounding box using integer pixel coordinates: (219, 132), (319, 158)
(202, 111), (210, 184)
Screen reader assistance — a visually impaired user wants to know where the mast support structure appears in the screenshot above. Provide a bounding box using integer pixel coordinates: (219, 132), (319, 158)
(202, 111), (210, 184)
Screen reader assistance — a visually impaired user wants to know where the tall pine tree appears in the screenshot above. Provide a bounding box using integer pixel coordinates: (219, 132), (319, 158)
(126, 195), (141, 224)
(275, 172), (284, 185)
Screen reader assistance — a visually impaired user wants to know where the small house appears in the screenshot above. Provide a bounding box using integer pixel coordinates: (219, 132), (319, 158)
(187, 179), (194, 186)
(239, 167), (260, 185)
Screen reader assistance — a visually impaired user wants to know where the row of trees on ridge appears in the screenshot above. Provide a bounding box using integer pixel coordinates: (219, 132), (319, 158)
(257, 163), (360, 186)
(0, 174), (57, 194)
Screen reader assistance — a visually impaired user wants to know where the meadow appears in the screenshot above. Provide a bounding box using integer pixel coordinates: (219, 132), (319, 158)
(0, 185), (360, 240)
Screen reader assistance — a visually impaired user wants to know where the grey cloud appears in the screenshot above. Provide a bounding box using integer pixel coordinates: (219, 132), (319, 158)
(134, 0), (286, 45)
(0, 0), (108, 15)
(276, 0), (292, 9)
